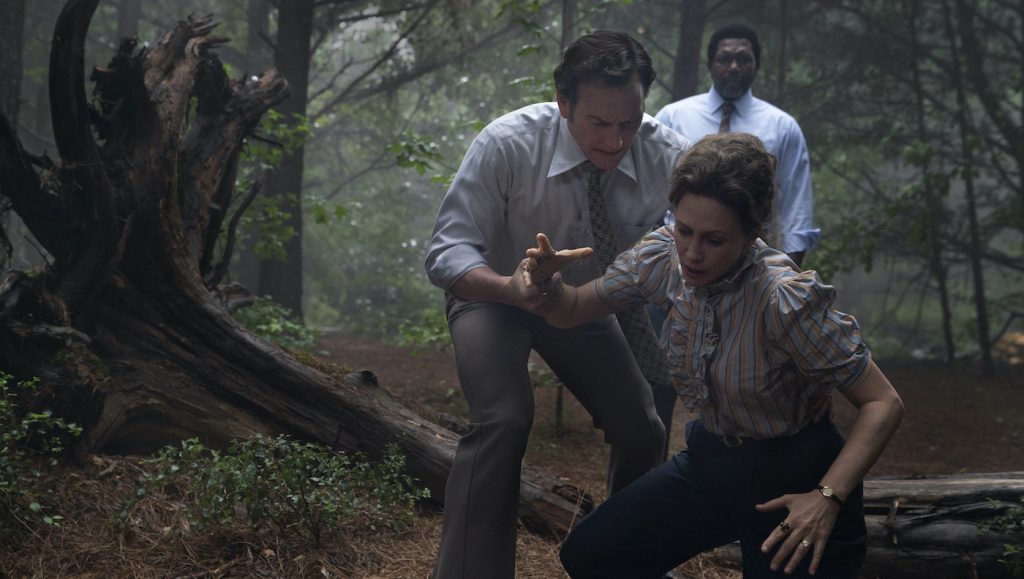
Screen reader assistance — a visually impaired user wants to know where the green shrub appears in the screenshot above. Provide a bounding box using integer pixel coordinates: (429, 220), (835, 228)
(0, 372), (82, 539)
(1001, 544), (1023, 579)
(139, 435), (429, 549)
(233, 296), (320, 352)
(398, 307), (451, 352)
(981, 496), (1024, 578)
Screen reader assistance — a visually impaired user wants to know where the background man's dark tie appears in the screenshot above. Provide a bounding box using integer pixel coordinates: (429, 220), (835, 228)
(719, 101), (735, 132)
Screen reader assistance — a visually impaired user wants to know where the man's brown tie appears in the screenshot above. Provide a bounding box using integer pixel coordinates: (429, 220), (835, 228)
(586, 165), (673, 390)
(718, 101), (735, 133)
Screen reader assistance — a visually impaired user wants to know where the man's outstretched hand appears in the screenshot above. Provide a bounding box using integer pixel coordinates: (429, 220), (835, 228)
(526, 233), (593, 284)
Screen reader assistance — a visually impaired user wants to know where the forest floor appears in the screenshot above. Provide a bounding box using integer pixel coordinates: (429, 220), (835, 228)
(316, 334), (1024, 579)
(2, 333), (1023, 578)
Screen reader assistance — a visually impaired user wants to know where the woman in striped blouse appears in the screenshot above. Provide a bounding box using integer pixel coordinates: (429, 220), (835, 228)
(516, 132), (904, 578)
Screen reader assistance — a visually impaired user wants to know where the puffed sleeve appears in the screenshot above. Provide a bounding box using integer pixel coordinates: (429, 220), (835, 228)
(765, 271), (870, 392)
(595, 227), (676, 311)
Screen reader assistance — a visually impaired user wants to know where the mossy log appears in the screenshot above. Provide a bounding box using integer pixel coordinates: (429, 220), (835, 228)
(708, 472), (1024, 578)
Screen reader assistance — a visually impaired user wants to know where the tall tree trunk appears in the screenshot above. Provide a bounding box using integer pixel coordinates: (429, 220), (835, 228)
(946, 0), (994, 376)
(669, 0), (706, 101)
(906, 0), (956, 362)
(775, 0), (787, 102)
(246, 0), (272, 74)
(560, 0), (576, 51)
(116, 0), (140, 40)
(232, 0), (273, 291)
(0, 0), (24, 123)
(0, 0), (25, 265)
(257, 0), (313, 317)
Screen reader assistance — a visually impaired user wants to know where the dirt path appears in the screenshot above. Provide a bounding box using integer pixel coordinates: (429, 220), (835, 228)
(323, 334), (1024, 481)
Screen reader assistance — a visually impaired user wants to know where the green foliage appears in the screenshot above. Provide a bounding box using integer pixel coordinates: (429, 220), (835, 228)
(0, 373), (82, 540)
(309, 201), (348, 226)
(245, 110), (312, 169)
(233, 296), (320, 352)
(804, 217), (874, 284)
(241, 193), (298, 262)
(981, 496), (1024, 535)
(232, 111), (313, 262)
(389, 132), (446, 178)
(508, 74), (556, 103)
(302, 178), (442, 338)
(979, 496), (1024, 578)
(398, 308), (452, 352)
(1001, 544), (1023, 579)
(138, 436), (428, 550)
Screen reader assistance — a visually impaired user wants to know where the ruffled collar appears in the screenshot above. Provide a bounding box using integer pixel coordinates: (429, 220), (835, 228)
(670, 239), (770, 415)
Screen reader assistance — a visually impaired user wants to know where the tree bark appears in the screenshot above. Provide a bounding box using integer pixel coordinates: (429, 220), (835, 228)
(246, 0), (272, 76)
(256, 0), (313, 317)
(709, 472), (1024, 577)
(946, 0), (994, 377)
(0, 0), (591, 540)
(670, 0), (706, 101)
(906, 0), (956, 363)
(0, 0), (25, 266)
(0, 0), (25, 124)
(775, 0), (787, 102)
(229, 0), (274, 292)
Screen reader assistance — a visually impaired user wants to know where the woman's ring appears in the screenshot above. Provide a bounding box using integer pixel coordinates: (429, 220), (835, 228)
(778, 521), (791, 534)
(800, 539), (811, 549)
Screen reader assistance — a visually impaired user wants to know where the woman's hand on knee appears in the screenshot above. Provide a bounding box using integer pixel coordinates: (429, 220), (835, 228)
(755, 491), (840, 575)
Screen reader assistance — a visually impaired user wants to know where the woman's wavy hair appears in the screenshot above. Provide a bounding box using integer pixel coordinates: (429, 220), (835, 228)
(669, 133), (776, 238)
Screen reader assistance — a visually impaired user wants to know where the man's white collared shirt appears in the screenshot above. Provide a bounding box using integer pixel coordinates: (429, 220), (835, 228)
(426, 102), (688, 289)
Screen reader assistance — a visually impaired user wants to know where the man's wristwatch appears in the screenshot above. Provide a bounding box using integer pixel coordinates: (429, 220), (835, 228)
(817, 485), (845, 507)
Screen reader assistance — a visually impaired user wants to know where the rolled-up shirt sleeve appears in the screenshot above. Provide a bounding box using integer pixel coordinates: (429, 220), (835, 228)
(765, 272), (870, 392)
(424, 133), (511, 290)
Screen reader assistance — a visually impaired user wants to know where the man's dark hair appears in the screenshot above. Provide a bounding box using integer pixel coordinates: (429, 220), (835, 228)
(706, 24), (762, 67)
(553, 30), (655, 105)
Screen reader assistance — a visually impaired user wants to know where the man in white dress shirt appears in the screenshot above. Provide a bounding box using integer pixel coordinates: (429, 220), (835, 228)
(656, 23), (819, 266)
(425, 30), (687, 579)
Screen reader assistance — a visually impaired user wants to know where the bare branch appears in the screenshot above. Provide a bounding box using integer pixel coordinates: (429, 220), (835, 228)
(206, 180), (262, 289)
(310, 0), (442, 115)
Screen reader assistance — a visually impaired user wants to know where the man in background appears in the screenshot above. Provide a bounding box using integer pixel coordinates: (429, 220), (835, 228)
(656, 23), (819, 266)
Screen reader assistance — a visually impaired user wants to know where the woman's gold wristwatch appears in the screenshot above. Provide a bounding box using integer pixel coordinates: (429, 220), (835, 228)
(816, 484), (845, 507)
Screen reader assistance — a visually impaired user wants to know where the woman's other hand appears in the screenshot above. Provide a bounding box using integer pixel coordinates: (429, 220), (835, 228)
(526, 233), (593, 284)
(756, 489), (841, 575)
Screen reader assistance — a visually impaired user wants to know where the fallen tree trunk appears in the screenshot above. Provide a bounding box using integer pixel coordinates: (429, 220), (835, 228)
(708, 472), (1024, 577)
